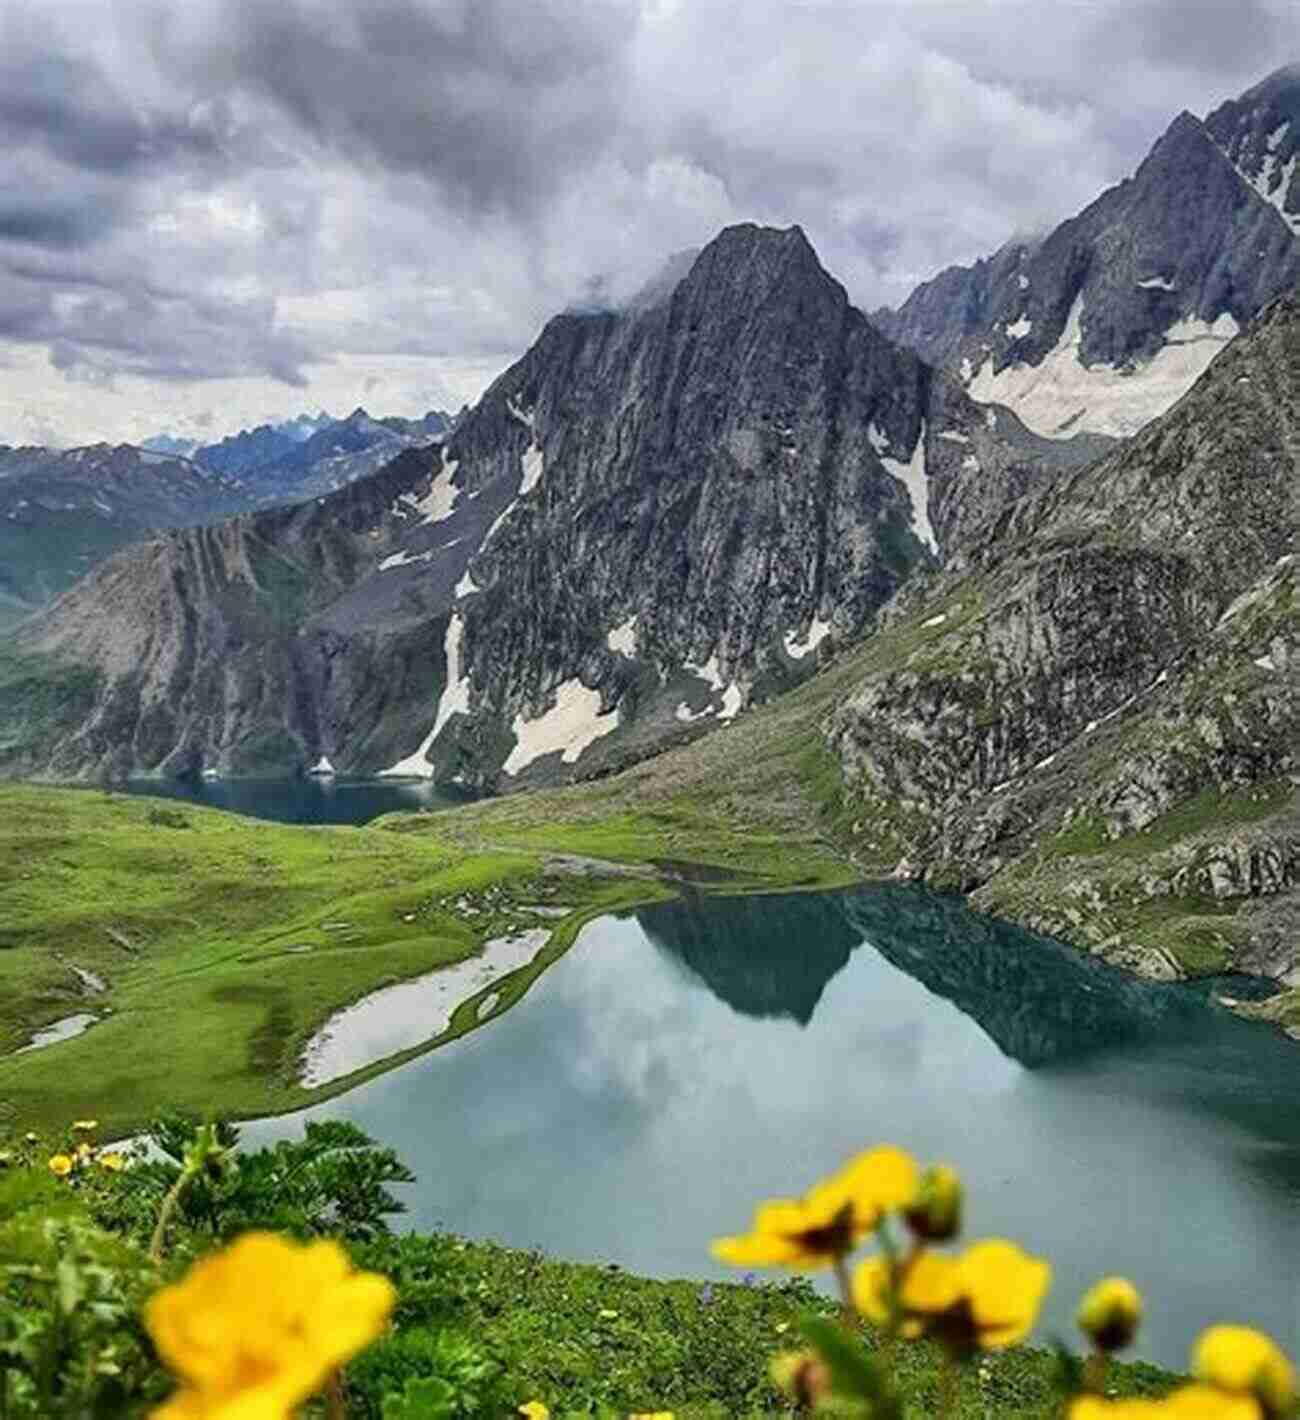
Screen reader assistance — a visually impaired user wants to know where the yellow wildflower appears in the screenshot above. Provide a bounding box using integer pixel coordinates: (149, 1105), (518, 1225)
(630, 1413), (675, 1419)
(1078, 1277), (1143, 1352)
(48, 1153), (74, 1178)
(76, 1143), (93, 1164)
(1161, 1384), (1263, 1420)
(904, 1163), (963, 1242)
(712, 1146), (918, 1269)
(854, 1250), (961, 1338)
(854, 1239), (1050, 1352)
(72, 1120), (99, 1132)
(146, 1232), (395, 1419)
(517, 1403), (550, 1420)
(1193, 1326), (1294, 1419)
(99, 1152), (127, 1172)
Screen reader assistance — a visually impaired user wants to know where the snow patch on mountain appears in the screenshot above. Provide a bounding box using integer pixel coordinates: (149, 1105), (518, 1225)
(1006, 316), (1033, 339)
(506, 396), (535, 430)
(414, 460), (459, 526)
(379, 548), (433, 571)
(379, 614), (469, 778)
(968, 296), (1241, 438)
(878, 423), (936, 554)
(1243, 151), (1300, 234)
(1137, 276), (1177, 291)
(502, 680), (618, 774)
(784, 617), (832, 659)
(519, 444), (544, 496)
(683, 654), (744, 721)
(606, 617), (637, 655)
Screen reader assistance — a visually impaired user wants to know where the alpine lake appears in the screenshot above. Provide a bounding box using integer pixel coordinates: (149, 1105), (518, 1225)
(131, 780), (1300, 1371)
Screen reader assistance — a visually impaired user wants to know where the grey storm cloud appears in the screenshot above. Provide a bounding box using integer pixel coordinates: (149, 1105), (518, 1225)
(146, 0), (641, 217)
(0, 0), (1293, 435)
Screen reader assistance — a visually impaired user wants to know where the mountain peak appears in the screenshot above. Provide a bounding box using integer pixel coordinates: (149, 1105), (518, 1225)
(675, 222), (841, 317)
(1146, 109), (1211, 159)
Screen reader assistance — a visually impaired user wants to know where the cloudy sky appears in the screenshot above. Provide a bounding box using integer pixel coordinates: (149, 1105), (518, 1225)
(0, 0), (1294, 446)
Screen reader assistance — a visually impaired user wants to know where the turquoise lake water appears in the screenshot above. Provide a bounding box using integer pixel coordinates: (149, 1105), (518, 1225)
(239, 884), (1300, 1370)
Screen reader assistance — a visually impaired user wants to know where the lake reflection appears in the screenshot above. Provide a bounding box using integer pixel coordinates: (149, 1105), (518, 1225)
(244, 885), (1300, 1369)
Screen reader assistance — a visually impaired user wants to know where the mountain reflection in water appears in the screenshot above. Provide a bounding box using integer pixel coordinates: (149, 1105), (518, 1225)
(245, 884), (1300, 1370)
(637, 885), (1211, 1067)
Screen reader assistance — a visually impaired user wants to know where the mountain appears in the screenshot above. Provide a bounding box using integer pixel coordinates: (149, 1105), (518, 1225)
(191, 408), (451, 502)
(873, 69), (1300, 439)
(438, 277), (1296, 994)
(1204, 64), (1300, 236)
(0, 444), (246, 631)
(225, 407), (447, 505)
(0, 224), (1094, 782)
(829, 287), (1299, 980)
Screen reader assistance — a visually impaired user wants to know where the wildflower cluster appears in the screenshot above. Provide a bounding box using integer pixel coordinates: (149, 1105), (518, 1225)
(35, 1120), (129, 1180)
(713, 1144), (1298, 1420)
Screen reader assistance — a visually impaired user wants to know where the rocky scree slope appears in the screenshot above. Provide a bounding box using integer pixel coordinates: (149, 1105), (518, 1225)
(828, 290), (1299, 991)
(873, 66), (1300, 440)
(0, 224), (1093, 785)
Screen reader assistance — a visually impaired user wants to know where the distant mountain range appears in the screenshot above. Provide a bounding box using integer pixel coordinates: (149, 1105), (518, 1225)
(872, 65), (1300, 438)
(0, 408), (453, 628)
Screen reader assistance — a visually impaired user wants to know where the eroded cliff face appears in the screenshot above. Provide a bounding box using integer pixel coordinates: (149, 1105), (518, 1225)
(827, 291), (1300, 984)
(1, 223), (1090, 786)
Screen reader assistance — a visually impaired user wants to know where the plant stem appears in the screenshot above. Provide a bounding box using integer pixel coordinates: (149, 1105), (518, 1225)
(149, 1170), (194, 1266)
(1085, 1350), (1107, 1395)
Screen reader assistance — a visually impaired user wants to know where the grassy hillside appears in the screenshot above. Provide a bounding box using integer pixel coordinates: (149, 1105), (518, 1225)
(0, 784), (854, 1133)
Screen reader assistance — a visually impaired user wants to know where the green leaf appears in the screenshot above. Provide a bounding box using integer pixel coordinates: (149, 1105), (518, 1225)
(799, 1314), (899, 1415)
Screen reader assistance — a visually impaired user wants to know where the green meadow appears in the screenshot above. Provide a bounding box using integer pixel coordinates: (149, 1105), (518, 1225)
(0, 784), (853, 1134)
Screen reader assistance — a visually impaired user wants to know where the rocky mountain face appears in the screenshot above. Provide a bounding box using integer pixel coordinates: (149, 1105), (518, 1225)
(827, 289), (1299, 986)
(1204, 64), (1300, 236)
(873, 69), (1300, 439)
(0, 224), (1092, 784)
(0, 445), (247, 631)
